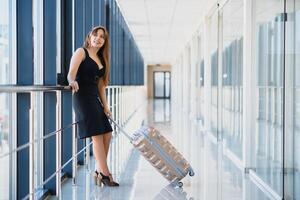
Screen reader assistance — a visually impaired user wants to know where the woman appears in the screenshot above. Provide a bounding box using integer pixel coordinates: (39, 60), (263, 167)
(67, 26), (119, 187)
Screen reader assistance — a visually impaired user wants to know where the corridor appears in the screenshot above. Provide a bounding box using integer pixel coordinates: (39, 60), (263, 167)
(0, 0), (300, 199)
(50, 99), (274, 200)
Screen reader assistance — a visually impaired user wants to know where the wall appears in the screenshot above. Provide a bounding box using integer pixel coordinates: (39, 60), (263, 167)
(147, 64), (171, 98)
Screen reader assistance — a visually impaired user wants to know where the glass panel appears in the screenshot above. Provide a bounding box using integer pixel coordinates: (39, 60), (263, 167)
(222, 156), (243, 199)
(203, 11), (219, 199)
(221, 0), (243, 160)
(0, 93), (10, 200)
(285, 1), (300, 199)
(210, 12), (219, 137)
(253, 0), (284, 195)
(294, 7), (300, 199)
(0, 0), (11, 199)
(165, 72), (170, 98)
(204, 140), (218, 200)
(196, 34), (205, 124)
(33, 0), (44, 189)
(248, 180), (272, 200)
(154, 72), (164, 98)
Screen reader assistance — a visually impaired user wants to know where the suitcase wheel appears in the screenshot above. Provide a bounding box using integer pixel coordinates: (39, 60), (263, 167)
(189, 170), (195, 177)
(171, 181), (183, 188)
(178, 182), (183, 187)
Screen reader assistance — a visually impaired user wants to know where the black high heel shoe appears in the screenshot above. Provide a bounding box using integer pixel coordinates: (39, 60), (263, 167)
(99, 172), (119, 187)
(93, 171), (103, 186)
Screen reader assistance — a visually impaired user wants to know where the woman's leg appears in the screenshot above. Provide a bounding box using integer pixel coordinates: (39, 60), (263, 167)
(103, 132), (112, 158)
(91, 135), (110, 175)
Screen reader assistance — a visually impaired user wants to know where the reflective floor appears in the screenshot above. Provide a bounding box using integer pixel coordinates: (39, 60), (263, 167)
(50, 99), (275, 200)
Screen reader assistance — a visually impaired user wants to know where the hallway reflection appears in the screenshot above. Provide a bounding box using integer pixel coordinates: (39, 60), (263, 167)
(153, 184), (193, 200)
(153, 99), (170, 123)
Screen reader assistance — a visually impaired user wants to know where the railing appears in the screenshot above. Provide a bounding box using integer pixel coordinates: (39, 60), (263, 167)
(0, 85), (146, 200)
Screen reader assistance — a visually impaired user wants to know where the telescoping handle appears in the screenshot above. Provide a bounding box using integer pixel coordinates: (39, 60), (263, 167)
(108, 116), (132, 141)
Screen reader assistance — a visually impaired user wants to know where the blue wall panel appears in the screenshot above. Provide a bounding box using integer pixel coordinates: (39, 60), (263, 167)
(75, 0), (84, 48)
(44, 0), (57, 85)
(17, 0), (33, 198)
(62, 92), (73, 175)
(17, 0), (33, 85)
(85, 0), (93, 32)
(62, 0), (74, 176)
(17, 94), (30, 199)
(43, 93), (57, 194)
(93, 0), (100, 26)
(75, 0), (86, 164)
(43, 0), (58, 194)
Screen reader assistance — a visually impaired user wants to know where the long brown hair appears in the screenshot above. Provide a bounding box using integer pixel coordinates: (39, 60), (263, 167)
(83, 26), (110, 86)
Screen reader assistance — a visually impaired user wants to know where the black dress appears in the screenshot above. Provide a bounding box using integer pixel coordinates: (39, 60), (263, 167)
(72, 47), (113, 139)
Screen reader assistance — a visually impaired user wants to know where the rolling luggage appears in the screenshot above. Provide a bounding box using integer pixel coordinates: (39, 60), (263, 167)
(109, 118), (195, 187)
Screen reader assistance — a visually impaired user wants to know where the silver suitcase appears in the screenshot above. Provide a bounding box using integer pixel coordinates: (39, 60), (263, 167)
(110, 118), (194, 187)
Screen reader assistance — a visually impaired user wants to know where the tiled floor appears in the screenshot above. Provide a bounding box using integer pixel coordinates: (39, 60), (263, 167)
(50, 99), (274, 200)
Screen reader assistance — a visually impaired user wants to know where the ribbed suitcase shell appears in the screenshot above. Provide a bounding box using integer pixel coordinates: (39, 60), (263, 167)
(109, 118), (194, 186)
(131, 126), (194, 185)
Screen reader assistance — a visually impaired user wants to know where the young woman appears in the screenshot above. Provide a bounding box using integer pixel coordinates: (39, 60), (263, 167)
(67, 26), (119, 187)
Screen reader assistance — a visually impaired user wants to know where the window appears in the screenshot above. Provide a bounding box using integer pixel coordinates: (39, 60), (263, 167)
(253, 0), (285, 195)
(0, 0), (14, 199)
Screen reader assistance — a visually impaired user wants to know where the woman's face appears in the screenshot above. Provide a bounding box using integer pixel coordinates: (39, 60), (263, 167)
(90, 29), (105, 48)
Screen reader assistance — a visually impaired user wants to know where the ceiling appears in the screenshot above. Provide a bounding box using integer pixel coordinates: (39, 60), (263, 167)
(117, 0), (209, 65)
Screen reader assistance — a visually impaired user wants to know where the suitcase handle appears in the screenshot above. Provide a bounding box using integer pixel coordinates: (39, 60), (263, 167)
(108, 116), (132, 141)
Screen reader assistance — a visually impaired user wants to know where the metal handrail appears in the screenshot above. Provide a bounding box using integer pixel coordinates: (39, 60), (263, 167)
(0, 85), (71, 93)
(0, 85), (144, 93)
(0, 122), (77, 159)
(21, 105), (142, 200)
(22, 140), (93, 200)
(0, 85), (146, 199)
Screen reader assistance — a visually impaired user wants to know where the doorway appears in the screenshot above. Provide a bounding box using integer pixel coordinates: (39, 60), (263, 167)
(153, 72), (171, 99)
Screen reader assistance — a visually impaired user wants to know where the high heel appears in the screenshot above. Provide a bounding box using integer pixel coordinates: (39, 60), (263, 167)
(93, 171), (98, 185)
(100, 172), (119, 187)
(93, 171), (103, 187)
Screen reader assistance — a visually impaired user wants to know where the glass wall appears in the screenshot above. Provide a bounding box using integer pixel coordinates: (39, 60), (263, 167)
(172, 0), (300, 199)
(286, 1), (300, 199)
(253, 0), (285, 195)
(202, 10), (220, 199)
(108, 0), (144, 86)
(0, 0), (12, 199)
(210, 12), (219, 138)
(221, 0), (244, 160)
(293, 4), (300, 199)
(196, 33), (205, 124)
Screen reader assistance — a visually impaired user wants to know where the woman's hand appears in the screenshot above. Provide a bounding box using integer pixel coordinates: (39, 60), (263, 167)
(69, 80), (79, 92)
(104, 106), (112, 118)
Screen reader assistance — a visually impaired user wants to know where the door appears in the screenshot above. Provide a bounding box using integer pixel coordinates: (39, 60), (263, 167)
(153, 72), (171, 99)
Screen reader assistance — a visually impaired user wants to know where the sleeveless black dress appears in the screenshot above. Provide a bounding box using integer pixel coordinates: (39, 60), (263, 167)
(72, 48), (113, 139)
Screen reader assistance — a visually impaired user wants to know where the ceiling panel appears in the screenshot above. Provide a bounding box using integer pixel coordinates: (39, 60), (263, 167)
(117, 0), (208, 64)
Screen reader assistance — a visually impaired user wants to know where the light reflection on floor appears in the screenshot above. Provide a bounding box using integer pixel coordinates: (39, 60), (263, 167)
(51, 99), (274, 200)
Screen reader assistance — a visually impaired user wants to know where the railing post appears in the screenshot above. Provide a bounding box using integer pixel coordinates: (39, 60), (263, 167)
(111, 88), (115, 174)
(117, 87), (121, 174)
(116, 87), (119, 174)
(107, 88), (112, 171)
(72, 122), (77, 185)
(56, 91), (62, 198)
(29, 92), (35, 200)
(121, 87), (123, 126)
(85, 138), (90, 170)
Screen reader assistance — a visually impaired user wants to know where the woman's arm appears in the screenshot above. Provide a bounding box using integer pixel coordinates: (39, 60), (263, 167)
(98, 79), (112, 117)
(67, 48), (85, 92)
